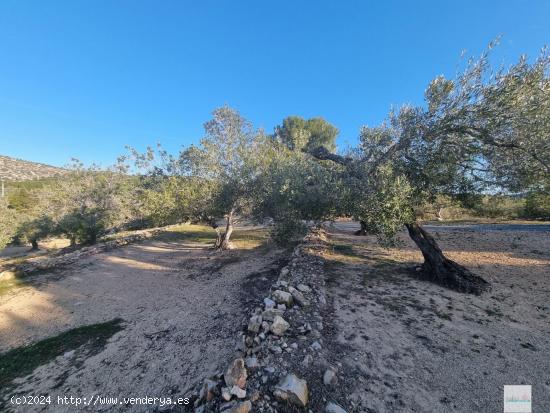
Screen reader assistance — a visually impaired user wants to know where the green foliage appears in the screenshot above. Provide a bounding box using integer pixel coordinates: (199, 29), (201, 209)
(38, 162), (130, 244)
(270, 215), (306, 246)
(0, 198), (17, 249)
(16, 215), (55, 249)
(178, 106), (262, 227)
(351, 165), (415, 245)
(274, 116), (338, 152)
(524, 191), (550, 219)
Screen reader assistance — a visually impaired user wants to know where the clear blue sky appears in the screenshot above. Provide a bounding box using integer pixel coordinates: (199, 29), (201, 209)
(1, 0), (549, 167)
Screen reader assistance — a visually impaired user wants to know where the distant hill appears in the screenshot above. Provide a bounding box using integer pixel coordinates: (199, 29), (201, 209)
(0, 155), (66, 181)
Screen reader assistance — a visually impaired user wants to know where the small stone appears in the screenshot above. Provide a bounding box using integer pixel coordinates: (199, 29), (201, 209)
(245, 357), (259, 369)
(199, 378), (218, 401)
(230, 385), (246, 399)
(224, 358), (248, 389)
(248, 315), (262, 333)
(290, 342), (298, 349)
(262, 308), (284, 322)
(271, 345), (283, 354)
(277, 304), (286, 311)
(311, 341), (322, 351)
(280, 267), (289, 277)
(272, 290), (293, 306)
(323, 368), (338, 386)
(302, 355), (313, 366)
(274, 374), (309, 407)
(259, 332), (266, 340)
(289, 287), (309, 307)
(250, 391), (261, 402)
(264, 297), (276, 309)
(222, 387), (232, 401)
(270, 316), (290, 336)
(325, 402), (348, 413)
(229, 401), (252, 413)
(297, 283), (311, 293)
(264, 366), (276, 374)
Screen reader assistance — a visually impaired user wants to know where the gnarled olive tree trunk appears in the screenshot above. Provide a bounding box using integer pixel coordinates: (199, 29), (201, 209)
(214, 210), (235, 250)
(405, 222), (490, 294)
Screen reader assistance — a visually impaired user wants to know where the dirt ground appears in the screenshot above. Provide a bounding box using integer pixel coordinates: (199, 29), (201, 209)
(0, 228), (284, 412)
(324, 222), (550, 413)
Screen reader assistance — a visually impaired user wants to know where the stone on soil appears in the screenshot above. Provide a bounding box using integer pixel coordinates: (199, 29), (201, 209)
(224, 358), (247, 389)
(270, 315), (290, 336)
(272, 290), (293, 306)
(273, 374), (309, 407)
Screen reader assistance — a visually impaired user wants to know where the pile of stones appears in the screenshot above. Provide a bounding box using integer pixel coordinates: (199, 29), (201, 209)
(191, 227), (348, 413)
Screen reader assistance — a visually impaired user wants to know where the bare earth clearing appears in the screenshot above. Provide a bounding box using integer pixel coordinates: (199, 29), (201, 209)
(0, 227), (285, 412)
(324, 222), (550, 412)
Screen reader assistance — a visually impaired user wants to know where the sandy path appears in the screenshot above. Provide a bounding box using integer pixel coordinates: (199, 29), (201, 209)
(1, 237), (283, 412)
(324, 223), (550, 413)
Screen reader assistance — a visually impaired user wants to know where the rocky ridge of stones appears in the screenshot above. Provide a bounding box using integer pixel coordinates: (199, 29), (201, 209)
(191, 227), (348, 413)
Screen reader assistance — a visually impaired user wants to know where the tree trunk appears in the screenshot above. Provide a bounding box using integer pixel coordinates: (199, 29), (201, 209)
(70, 236), (76, 247)
(214, 211), (235, 250)
(436, 207), (444, 221)
(30, 239), (39, 250)
(405, 222), (490, 294)
(354, 220), (368, 236)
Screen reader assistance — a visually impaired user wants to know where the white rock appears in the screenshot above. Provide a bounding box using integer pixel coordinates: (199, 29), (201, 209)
(245, 357), (259, 369)
(274, 374), (309, 407)
(297, 283), (311, 293)
(230, 385), (246, 399)
(270, 315), (290, 336)
(221, 386), (232, 401)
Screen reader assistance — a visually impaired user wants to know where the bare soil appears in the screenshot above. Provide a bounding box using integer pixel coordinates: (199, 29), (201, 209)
(324, 222), (550, 412)
(0, 229), (284, 412)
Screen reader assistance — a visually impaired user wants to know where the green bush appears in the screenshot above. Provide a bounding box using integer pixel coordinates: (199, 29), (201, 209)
(524, 192), (550, 219)
(270, 217), (307, 246)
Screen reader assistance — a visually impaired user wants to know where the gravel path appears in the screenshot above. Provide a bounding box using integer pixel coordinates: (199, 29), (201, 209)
(1, 237), (283, 412)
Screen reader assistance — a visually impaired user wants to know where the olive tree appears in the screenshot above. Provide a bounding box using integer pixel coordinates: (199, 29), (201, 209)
(250, 139), (345, 244)
(273, 116), (338, 152)
(16, 215), (54, 250)
(310, 45), (549, 294)
(40, 161), (129, 245)
(178, 106), (262, 249)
